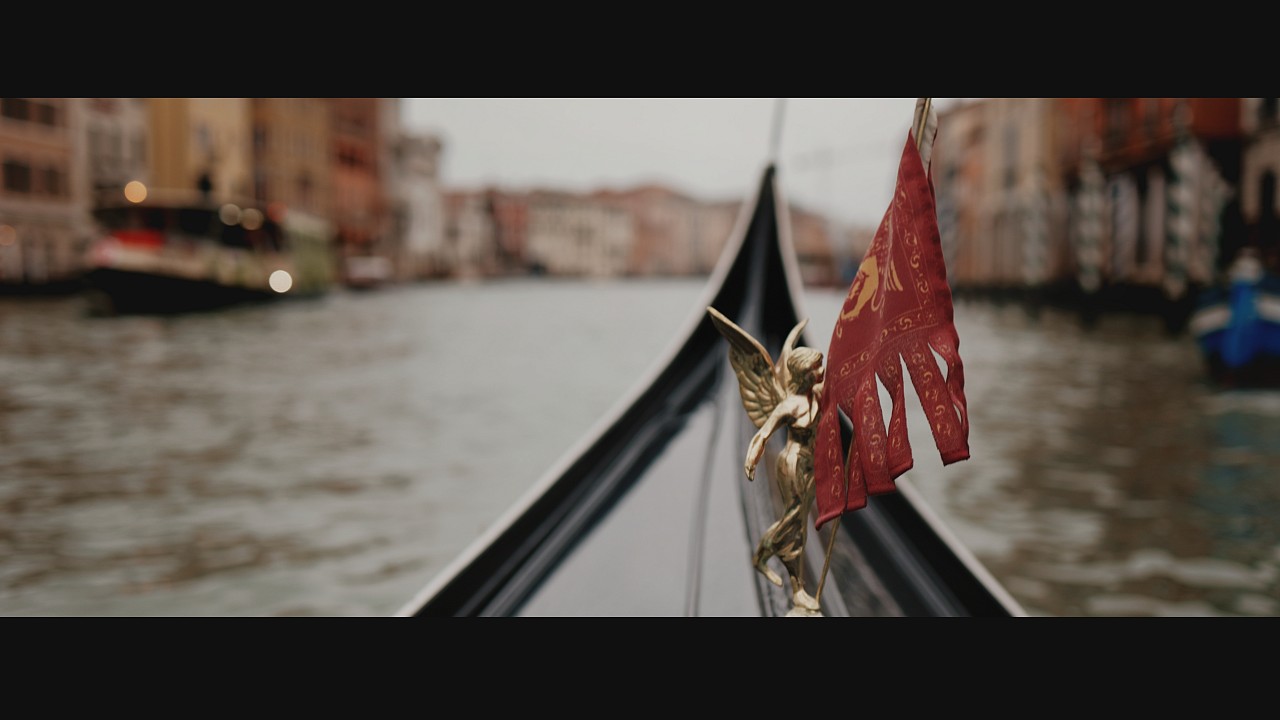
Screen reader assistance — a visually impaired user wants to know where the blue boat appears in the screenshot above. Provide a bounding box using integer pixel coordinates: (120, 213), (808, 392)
(1190, 249), (1280, 386)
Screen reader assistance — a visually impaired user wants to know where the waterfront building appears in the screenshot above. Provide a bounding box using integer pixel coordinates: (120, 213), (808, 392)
(526, 190), (632, 277)
(83, 98), (150, 201)
(251, 98), (332, 221)
(330, 98), (393, 285)
(148, 98), (253, 203)
(934, 98), (1071, 299)
(0, 98), (88, 289)
(1240, 98), (1280, 273)
(389, 132), (446, 281)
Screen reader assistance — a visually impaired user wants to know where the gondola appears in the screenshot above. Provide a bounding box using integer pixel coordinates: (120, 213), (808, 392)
(397, 153), (1025, 618)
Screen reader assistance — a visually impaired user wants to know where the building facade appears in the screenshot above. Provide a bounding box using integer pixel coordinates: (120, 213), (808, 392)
(390, 132), (446, 281)
(251, 98), (331, 220)
(148, 98), (253, 203)
(526, 190), (632, 277)
(1060, 98), (1241, 320)
(83, 98), (149, 203)
(0, 98), (87, 288)
(932, 98), (1244, 327)
(330, 98), (389, 281)
(934, 98), (1070, 296)
(1240, 98), (1280, 272)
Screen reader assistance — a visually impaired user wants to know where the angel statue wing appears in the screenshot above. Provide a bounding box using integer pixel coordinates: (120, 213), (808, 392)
(707, 306), (806, 429)
(776, 315), (809, 395)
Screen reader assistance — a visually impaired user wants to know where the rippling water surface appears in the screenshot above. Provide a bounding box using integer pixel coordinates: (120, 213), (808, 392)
(0, 280), (705, 616)
(3, 281), (1279, 616)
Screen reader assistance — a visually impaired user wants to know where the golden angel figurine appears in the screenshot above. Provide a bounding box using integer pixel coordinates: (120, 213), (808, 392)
(707, 306), (825, 617)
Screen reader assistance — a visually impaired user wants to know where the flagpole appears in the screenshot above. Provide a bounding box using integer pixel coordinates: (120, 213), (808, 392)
(915, 97), (932, 152)
(815, 517), (839, 605)
(770, 98), (787, 164)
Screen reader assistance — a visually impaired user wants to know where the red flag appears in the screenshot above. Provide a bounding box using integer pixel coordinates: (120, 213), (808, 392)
(813, 111), (969, 530)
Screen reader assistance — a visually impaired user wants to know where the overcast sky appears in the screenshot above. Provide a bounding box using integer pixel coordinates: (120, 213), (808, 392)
(401, 98), (966, 230)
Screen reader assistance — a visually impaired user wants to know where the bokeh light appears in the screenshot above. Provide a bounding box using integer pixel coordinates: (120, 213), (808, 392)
(219, 204), (242, 225)
(269, 270), (293, 293)
(242, 208), (264, 231)
(123, 180), (148, 203)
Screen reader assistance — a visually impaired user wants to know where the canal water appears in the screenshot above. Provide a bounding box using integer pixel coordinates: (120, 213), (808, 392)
(2, 279), (1278, 616)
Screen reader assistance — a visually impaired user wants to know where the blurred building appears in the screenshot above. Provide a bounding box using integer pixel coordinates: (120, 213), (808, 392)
(934, 98), (1070, 298)
(932, 98), (1244, 328)
(251, 98), (332, 219)
(594, 184), (707, 276)
(443, 189), (497, 277)
(330, 98), (392, 285)
(0, 98), (893, 291)
(1240, 98), (1280, 272)
(83, 98), (149, 201)
(476, 189), (530, 276)
(0, 98), (88, 289)
(694, 200), (740, 274)
(788, 202), (840, 288)
(1059, 98), (1240, 325)
(440, 184), (748, 280)
(148, 98), (253, 202)
(526, 190), (632, 277)
(389, 132), (446, 281)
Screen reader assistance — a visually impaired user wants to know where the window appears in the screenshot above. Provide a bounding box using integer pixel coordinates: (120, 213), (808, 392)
(3, 160), (32, 193)
(1, 98), (29, 121)
(298, 172), (313, 207)
(1261, 171), (1279, 249)
(0, 98), (59, 125)
(178, 208), (213, 235)
(1262, 98), (1279, 126)
(1262, 171), (1277, 219)
(195, 124), (212, 153)
(221, 220), (248, 248)
(254, 171), (270, 204)
(1143, 98), (1159, 137)
(1105, 98), (1129, 149)
(43, 167), (63, 197)
(133, 132), (147, 165)
(1003, 125), (1018, 189)
(33, 102), (57, 126)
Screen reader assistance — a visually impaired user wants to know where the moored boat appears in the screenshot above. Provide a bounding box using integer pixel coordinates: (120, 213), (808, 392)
(343, 255), (392, 290)
(398, 156), (1024, 618)
(84, 185), (336, 315)
(1190, 247), (1280, 387)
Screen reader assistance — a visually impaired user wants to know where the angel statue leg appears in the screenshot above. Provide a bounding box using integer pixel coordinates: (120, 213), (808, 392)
(789, 441), (820, 615)
(752, 522), (786, 588)
(752, 437), (821, 617)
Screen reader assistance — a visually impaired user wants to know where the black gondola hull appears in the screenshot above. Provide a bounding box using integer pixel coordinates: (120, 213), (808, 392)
(400, 165), (1023, 617)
